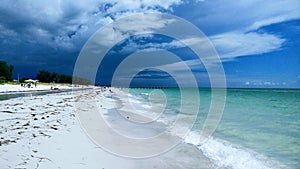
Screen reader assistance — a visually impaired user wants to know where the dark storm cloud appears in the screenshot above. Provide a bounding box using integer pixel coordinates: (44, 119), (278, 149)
(134, 69), (173, 79)
(0, 0), (183, 78)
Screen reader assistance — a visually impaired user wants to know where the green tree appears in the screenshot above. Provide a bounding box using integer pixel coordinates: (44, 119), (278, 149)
(50, 72), (59, 83)
(36, 70), (51, 82)
(59, 74), (72, 83)
(0, 61), (13, 82)
(36, 69), (90, 85)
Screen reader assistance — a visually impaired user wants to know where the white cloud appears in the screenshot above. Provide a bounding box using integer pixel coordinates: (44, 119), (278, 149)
(246, 0), (300, 31)
(155, 59), (203, 72)
(191, 0), (300, 60)
(211, 32), (285, 60)
(196, 0), (300, 33)
(106, 0), (183, 13)
(113, 13), (177, 33)
(116, 38), (184, 54)
(141, 0), (182, 9)
(96, 16), (114, 25)
(249, 15), (295, 31)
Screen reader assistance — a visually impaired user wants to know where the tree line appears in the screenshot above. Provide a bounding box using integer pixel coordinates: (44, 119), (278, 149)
(0, 61), (13, 83)
(36, 70), (91, 85)
(0, 60), (91, 85)
(36, 70), (72, 83)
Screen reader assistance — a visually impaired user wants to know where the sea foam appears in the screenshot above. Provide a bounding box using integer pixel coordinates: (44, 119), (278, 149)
(185, 131), (277, 169)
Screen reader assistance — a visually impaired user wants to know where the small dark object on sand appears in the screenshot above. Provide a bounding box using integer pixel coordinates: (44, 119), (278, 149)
(50, 126), (59, 130)
(23, 121), (30, 126)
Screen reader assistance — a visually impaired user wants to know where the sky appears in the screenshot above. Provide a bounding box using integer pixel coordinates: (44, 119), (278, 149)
(0, 0), (299, 88)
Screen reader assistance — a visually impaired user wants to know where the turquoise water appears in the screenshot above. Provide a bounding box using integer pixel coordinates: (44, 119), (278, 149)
(215, 89), (300, 168)
(127, 88), (300, 169)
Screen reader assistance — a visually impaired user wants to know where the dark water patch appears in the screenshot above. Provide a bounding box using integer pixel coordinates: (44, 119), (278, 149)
(0, 88), (91, 101)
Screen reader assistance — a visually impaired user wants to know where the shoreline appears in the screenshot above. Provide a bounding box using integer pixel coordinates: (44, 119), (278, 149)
(75, 88), (216, 168)
(0, 87), (215, 169)
(0, 83), (92, 94)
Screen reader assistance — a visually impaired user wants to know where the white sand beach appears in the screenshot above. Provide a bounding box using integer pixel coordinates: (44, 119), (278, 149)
(0, 87), (215, 169)
(0, 84), (76, 93)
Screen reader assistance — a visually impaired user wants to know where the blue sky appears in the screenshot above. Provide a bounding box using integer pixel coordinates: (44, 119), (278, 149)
(0, 0), (299, 88)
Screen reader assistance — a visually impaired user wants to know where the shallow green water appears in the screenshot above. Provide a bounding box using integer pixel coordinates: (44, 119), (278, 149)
(127, 88), (300, 168)
(215, 89), (300, 168)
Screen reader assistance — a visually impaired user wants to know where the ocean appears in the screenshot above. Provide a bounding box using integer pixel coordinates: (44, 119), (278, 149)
(123, 88), (300, 169)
